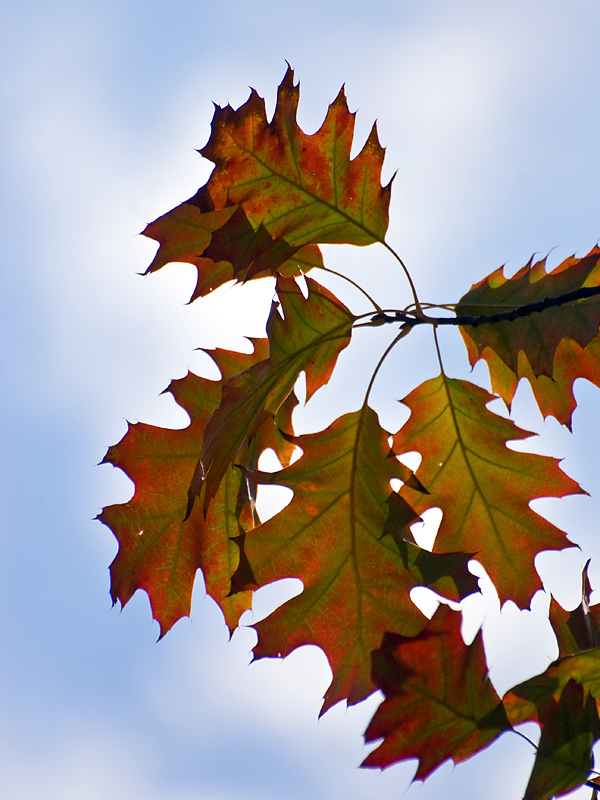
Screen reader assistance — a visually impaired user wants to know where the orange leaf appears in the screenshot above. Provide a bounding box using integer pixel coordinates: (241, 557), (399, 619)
(99, 345), (270, 636)
(470, 335), (600, 429)
(235, 407), (478, 711)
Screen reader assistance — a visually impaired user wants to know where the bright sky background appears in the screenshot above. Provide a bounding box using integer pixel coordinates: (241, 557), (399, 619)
(3, 1), (600, 798)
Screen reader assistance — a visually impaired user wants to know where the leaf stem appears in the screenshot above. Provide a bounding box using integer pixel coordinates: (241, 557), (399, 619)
(363, 326), (414, 407)
(432, 325), (444, 374)
(383, 242), (423, 314)
(511, 727), (539, 751)
(314, 266), (383, 312)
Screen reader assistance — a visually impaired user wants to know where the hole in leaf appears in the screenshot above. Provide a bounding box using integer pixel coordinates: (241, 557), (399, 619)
(395, 450), (422, 472)
(255, 484), (293, 523)
(410, 587), (440, 619)
(295, 273), (309, 298)
(410, 507), (442, 551)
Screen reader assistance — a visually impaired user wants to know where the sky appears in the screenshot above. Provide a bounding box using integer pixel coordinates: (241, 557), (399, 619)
(3, 1), (600, 798)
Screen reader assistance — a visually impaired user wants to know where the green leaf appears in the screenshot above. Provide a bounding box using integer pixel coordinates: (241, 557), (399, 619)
(504, 652), (600, 800)
(456, 248), (600, 426)
(523, 680), (599, 800)
(394, 375), (582, 607)
(456, 247), (600, 378)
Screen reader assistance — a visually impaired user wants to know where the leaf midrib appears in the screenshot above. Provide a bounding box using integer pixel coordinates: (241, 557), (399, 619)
(221, 125), (384, 245)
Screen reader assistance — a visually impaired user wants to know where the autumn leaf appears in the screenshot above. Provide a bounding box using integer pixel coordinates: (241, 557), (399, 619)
(142, 201), (323, 301)
(504, 652), (600, 800)
(456, 248), (600, 427)
(141, 64), (391, 300)
(471, 334), (600, 429)
(523, 680), (599, 800)
(232, 406), (478, 711)
(201, 64), (392, 249)
(457, 248), (600, 377)
(99, 345), (270, 636)
(252, 387), (299, 469)
(198, 274), (355, 513)
(394, 375), (582, 607)
(363, 604), (510, 779)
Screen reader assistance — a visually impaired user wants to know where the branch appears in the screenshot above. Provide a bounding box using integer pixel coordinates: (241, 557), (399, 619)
(369, 285), (600, 328)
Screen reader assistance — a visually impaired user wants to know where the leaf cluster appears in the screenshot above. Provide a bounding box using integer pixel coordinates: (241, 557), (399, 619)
(99, 67), (600, 799)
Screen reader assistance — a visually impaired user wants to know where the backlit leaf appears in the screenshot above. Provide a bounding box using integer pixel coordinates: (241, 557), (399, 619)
(394, 375), (582, 607)
(504, 653), (600, 800)
(522, 680), (599, 800)
(99, 346), (270, 636)
(141, 64), (391, 301)
(234, 406), (478, 711)
(471, 335), (600, 429)
(457, 248), (600, 378)
(201, 64), (392, 248)
(456, 249), (600, 426)
(363, 604), (510, 779)
(142, 202), (323, 301)
(199, 275), (355, 513)
(550, 562), (600, 657)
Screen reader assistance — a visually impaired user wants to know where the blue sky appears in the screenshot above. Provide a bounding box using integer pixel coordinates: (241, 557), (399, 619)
(3, 1), (600, 798)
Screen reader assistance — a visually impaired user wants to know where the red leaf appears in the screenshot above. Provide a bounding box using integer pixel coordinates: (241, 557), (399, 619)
(201, 64), (392, 248)
(363, 604), (510, 779)
(142, 202), (323, 301)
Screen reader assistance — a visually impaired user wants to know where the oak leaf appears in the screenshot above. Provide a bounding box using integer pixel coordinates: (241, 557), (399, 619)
(142, 202), (323, 301)
(363, 604), (510, 779)
(201, 64), (392, 249)
(550, 562), (600, 657)
(198, 274), (355, 513)
(141, 64), (391, 300)
(469, 335), (600, 429)
(394, 375), (582, 607)
(99, 345), (270, 636)
(233, 406), (478, 711)
(456, 248), (600, 426)
(504, 653), (600, 800)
